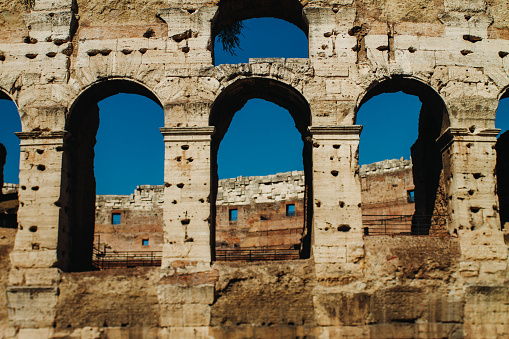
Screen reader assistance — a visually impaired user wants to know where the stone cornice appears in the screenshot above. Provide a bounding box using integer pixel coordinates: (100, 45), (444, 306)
(15, 131), (67, 140)
(437, 127), (501, 152)
(308, 125), (363, 136)
(160, 127), (216, 136)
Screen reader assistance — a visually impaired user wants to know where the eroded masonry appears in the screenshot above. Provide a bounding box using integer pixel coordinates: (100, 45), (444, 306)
(1, 0), (509, 337)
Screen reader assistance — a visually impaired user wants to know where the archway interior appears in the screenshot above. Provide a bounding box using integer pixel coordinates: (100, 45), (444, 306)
(495, 94), (509, 233)
(63, 80), (163, 271)
(0, 94), (21, 187)
(210, 78), (312, 257)
(212, 0), (307, 40)
(356, 78), (449, 235)
(213, 17), (308, 65)
(0, 95), (20, 230)
(212, 0), (308, 64)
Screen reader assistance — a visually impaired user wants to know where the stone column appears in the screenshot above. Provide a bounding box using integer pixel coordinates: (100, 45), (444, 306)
(7, 131), (64, 329)
(439, 127), (508, 282)
(160, 127), (215, 269)
(309, 126), (364, 279)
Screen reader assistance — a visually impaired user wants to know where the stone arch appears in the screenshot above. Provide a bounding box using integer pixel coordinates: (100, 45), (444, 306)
(209, 76), (313, 258)
(211, 0), (308, 40)
(61, 78), (163, 272)
(0, 89), (20, 195)
(212, 60), (313, 98)
(496, 87), (509, 235)
(355, 76), (450, 235)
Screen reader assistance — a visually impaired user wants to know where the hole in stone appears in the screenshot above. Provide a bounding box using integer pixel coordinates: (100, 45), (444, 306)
(21, 186), (26, 190)
(56, 146), (64, 152)
(37, 164), (45, 171)
(499, 51), (509, 58)
(408, 47), (417, 53)
(181, 145), (189, 150)
(29, 226), (37, 232)
(36, 149), (44, 154)
(199, 198), (204, 203)
(32, 243), (40, 250)
(337, 224), (351, 232)
(143, 28), (155, 38)
(470, 206), (481, 213)
(182, 46), (190, 53)
(181, 219), (190, 225)
(468, 190), (475, 195)
(187, 9), (196, 14)
(333, 144), (340, 149)
(473, 173), (484, 179)
(177, 183), (184, 188)
(139, 48), (147, 54)
(315, 200), (321, 207)
(184, 237), (194, 242)
(31, 186), (39, 191)
(331, 170), (338, 176)
(176, 156), (182, 162)
(187, 157), (194, 162)
(339, 201), (345, 208)
(172, 200), (177, 204)
(165, 182), (171, 187)
(469, 125), (476, 133)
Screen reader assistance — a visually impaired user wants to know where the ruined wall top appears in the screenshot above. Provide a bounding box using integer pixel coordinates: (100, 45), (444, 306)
(359, 158), (412, 178)
(217, 171), (306, 205)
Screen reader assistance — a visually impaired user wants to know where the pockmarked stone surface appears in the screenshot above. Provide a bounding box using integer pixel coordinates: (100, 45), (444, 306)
(0, 0), (508, 337)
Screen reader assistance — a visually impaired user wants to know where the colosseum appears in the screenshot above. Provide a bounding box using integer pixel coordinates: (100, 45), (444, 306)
(0, 0), (509, 337)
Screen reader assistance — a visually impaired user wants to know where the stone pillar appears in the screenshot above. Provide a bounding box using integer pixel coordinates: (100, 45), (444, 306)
(7, 131), (64, 330)
(10, 131), (66, 270)
(309, 126), (364, 279)
(160, 127), (215, 269)
(439, 127), (508, 282)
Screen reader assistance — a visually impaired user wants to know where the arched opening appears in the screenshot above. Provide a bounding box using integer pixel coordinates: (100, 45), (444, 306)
(212, 0), (308, 64)
(210, 78), (312, 260)
(356, 77), (449, 236)
(0, 92), (21, 229)
(496, 91), (509, 236)
(63, 79), (164, 271)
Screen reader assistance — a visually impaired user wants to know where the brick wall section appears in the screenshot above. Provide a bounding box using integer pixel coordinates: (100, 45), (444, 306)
(360, 158), (415, 217)
(94, 185), (164, 252)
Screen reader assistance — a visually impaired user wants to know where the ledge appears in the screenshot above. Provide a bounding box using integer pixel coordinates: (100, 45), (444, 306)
(308, 125), (363, 135)
(160, 127), (216, 136)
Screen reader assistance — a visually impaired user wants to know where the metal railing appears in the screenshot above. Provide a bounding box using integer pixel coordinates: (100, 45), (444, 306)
(362, 214), (447, 236)
(215, 248), (300, 261)
(92, 247), (162, 269)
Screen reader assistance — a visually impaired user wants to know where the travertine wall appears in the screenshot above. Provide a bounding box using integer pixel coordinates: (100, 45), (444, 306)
(1, 0), (509, 337)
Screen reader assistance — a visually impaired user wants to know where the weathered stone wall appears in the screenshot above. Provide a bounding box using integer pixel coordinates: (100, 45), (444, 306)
(360, 158), (415, 217)
(1, 0), (509, 336)
(95, 185), (164, 251)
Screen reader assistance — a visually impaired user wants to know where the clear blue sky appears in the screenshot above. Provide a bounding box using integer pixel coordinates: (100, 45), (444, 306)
(1, 17), (509, 194)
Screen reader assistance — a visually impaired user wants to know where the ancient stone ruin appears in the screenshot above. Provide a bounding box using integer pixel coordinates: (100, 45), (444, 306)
(0, 0), (509, 337)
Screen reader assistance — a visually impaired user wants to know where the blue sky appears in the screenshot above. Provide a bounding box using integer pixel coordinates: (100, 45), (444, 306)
(1, 17), (509, 194)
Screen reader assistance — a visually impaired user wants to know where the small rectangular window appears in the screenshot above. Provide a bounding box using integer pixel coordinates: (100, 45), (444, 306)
(407, 190), (415, 203)
(229, 209), (238, 221)
(112, 212), (121, 225)
(286, 204), (296, 217)
(142, 239), (149, 246)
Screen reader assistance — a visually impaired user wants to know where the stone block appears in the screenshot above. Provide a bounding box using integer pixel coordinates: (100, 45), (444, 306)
(7, 286), (58, 328)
